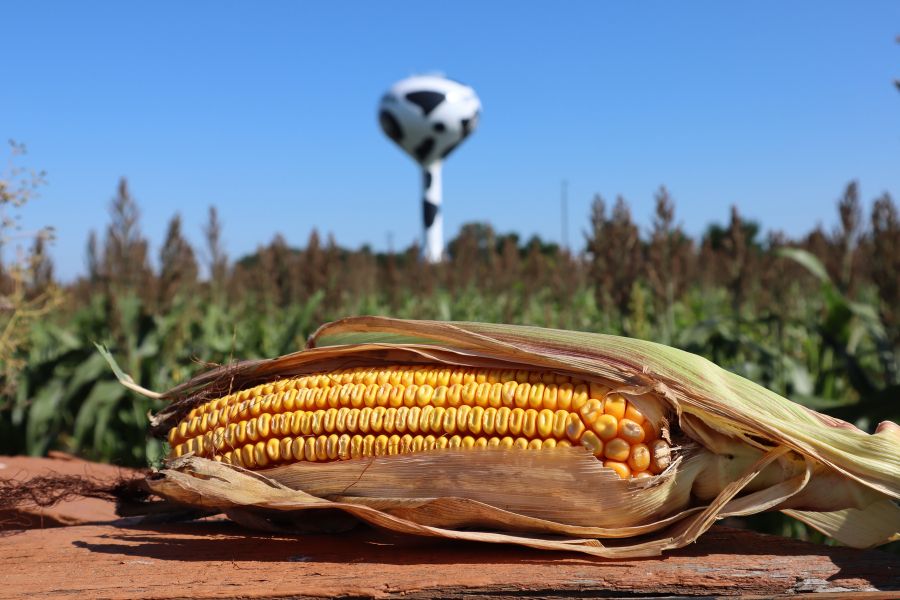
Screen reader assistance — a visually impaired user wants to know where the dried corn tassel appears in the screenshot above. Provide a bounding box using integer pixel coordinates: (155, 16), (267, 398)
(114, 317), (900, 557)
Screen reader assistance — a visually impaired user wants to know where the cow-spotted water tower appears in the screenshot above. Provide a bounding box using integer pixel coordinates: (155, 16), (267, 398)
(378, 75), (481, 262)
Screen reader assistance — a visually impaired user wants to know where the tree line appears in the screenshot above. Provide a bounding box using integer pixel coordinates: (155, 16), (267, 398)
(12, 178), (893, 346)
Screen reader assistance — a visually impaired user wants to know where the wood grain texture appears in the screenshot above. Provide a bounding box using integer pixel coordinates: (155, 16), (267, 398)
(0, 520), (897, 599)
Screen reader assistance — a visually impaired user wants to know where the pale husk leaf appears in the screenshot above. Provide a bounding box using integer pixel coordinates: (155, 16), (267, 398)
(150, 447), (788, 558)
(783, 501), (900, 549)
(259, 446), (699, 530)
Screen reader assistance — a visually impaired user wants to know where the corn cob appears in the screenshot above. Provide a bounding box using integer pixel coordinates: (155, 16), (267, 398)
(167, 366), (672, 479)
(115, 316), (899, 556)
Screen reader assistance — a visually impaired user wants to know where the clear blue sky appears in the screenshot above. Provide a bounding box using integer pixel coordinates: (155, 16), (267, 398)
(3, 1), (898, 280)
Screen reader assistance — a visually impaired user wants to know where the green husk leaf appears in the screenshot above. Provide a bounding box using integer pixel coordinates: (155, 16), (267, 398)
(95, 342), (162, 399)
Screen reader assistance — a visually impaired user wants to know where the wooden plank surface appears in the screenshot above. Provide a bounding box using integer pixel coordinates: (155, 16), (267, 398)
(0, 453), (136, 529)
(0, 455), (898, 599)
(2, 520), (898, 599)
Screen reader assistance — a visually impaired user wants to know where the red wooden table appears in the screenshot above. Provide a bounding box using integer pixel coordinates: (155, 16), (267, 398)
(1, 454), (897, 599)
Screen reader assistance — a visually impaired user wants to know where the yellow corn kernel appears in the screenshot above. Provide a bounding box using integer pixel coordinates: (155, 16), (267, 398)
(416, 384), (434, 407)
(291, 437), (306, 461)
(565, 413), (585, 442)
(254, 441), (269, 467)
(236, 421), (249, 444)
(604, 438), (631, 462)
(624, 404), (645, 424)
(304, 437), (318, 462)
(241, 444), (256, 468)
(571, 384), (589, 411)
(542, 385), (558, 410)
(556, 383), (573, 411)
(338, 434), (351, 459)
(537, 409), (555, 438)
(604, 394), (627, 420)
(280, 437), (293, 461)
(628, 443), (651, 472)
(419, 405), (434, 434)
(495, 407), (511, 436)
(592, 414), (618, 441)
(579, 398), (604, 425)
(456, 404), (471, 433)
(468, 406), (484, 435)
(407, 406), (422, 433)
(257, 413), (272, 439)
(349, 435), (363, 459)
(580, 430), (604, 457)
(604, 460), (631, 479)
(315, 435), (329, 461)
(265, 437), (281, 462)
(617, 418), (645, 444)
(514, 382), (531, 408)
(326, 434), (340, 460)
(475, 382), (491, 407)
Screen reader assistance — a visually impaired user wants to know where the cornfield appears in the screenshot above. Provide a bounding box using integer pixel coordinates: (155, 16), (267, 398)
(2, 171), (898, 546)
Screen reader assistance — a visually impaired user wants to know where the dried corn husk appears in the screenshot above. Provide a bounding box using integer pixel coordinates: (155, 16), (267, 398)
(129, 317), (900, 557)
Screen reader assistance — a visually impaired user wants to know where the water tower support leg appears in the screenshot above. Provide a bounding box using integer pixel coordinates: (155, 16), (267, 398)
(422, 162), (443, 263)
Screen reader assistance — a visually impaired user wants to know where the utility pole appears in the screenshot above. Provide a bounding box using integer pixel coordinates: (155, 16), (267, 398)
(895, 36), (899, 92)
(561, 179), (569, 252)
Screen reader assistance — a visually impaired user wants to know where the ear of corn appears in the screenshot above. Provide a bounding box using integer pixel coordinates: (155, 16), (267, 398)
(167, 367), (672, 480)
(118, 316), (899, 556)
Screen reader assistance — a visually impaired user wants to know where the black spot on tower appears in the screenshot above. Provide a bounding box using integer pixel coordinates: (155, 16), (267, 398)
(378, 110), (403, 142)
(422, 198), (439, 228)
(414, 137), (435, 163)
(404, 91), (446, 116)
